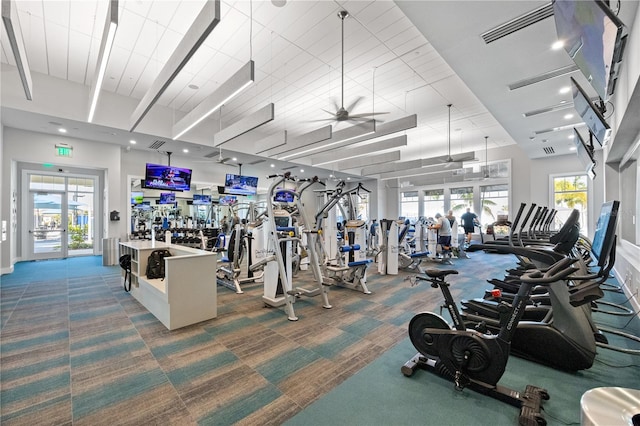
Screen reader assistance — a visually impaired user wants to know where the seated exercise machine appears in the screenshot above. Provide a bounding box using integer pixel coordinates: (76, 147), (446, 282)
(252, 173), (331, 321)
(315, 182), (374, 293)
(401, 257), (580, 426)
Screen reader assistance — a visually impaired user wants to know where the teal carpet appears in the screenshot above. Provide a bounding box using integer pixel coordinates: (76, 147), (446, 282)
(287, 266), (640, 426)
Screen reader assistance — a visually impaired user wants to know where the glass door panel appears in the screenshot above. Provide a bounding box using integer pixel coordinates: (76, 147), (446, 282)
(68, 192), (95, 256)
(30, 192), (66, 258)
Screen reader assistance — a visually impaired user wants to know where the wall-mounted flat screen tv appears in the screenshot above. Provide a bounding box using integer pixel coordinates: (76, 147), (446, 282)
(159, 193), (176, 204)
(224, 174), (258, 196)
(193, 194), (212, 205)
(553, 0), (628, 101)
(131, 191), (144, 205)
(591, 200), (619, 267)
(219, 195), (238, 206)
(144, 163), (191, 191)
(573, 128), (596, 180)
(274, 190), (295, 203)
(134, 201), (151, 210)
(571, 77), (611, 147)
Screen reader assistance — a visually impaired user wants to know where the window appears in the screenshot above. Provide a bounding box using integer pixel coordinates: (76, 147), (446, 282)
(479, 184), (509, 227)
(400, 191), (419, 223)
(553, 175), (588, 235)
(450, 186), (474, 216)
(423, 189), (444, 219)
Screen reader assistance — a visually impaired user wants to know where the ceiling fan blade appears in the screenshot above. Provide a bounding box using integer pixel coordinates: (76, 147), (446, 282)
(321, 108), (338, 117)
(304, 118), (336, 123)
(345, 96), (363, 113)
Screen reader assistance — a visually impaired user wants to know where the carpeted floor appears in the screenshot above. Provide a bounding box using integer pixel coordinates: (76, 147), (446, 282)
(1, 251), (638, 425)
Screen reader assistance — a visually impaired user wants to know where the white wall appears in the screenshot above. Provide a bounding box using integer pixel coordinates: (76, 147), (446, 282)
(1, 127), (122, 271)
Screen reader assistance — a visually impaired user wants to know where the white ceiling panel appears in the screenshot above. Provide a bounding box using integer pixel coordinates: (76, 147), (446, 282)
(5, 0), (594, 177)
(146, 0), (181, 29)
(68, 1), (100, 37)
(16, 9), (48, 74)
(44, 20), (68, 79)
(113, 9), (145, 51)
(42, 0), (70, 28)
(67, 30), (92, 84)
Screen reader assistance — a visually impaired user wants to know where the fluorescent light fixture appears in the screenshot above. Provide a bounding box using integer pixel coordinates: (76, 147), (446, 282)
(87, 0), (118, 123)
(255, 131), (287, 155)
(213, 103), (274, 147)
(130, 0), (221, 131)
(172, 60), (255, 140)
(337, 150), (401, 171)
(2, 0), (33, 100)
(279, 121), (376, 160)
(378, 162), (463, 180)
(311, 134), (406, 166)
(282, 114), (417, 161)
(264, 125), (332, 157)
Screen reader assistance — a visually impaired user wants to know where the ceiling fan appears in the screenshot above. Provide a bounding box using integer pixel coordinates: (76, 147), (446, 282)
(310, 11), (388, 125)
(215, 147), (234, 166)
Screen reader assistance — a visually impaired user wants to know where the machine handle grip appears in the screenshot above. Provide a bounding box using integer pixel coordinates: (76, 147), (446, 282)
(520, 257), (579, 284)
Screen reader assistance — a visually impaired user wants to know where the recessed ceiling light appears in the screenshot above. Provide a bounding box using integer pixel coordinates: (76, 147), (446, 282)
(568, 134), (575, 139)
(569, 146), (576, 151)
(559, 86), (571, 94)
(183, 148), (189, 153)
(346, 177), (351, 180)
(560, 100), (567, 104)
(551, 40), (564, 50)
(270, 164), (275, 168)
(564, 113), (574, 120)
(58, 128), (67, 133)
(300, 169), (304, 173)
(129, 139), (136, 144)
(232, 157), (237, 161)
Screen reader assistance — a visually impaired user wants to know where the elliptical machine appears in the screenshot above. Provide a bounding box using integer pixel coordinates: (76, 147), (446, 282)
(402, 257), (579, 426)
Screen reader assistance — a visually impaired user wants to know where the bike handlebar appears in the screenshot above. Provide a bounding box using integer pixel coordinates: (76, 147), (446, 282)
(520, 257), (580, 284)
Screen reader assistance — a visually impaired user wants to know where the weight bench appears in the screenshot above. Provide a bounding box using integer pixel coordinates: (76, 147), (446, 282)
(324, 244), (372, 294)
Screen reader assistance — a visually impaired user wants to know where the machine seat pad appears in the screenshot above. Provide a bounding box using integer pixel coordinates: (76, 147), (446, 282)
(409, 251), (430, 258)
(348, 259), (372, 267)
(276, 226), (296, 232)
(423, 268), (458, 278)
(326, 265), (350, 272)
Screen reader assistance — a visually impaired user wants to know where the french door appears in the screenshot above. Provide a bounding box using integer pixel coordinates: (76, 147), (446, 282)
(24, 173), (97, 260)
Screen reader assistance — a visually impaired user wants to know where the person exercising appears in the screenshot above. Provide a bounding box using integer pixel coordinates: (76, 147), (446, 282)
(461, 208), (479, 246)
(430, 213), (451, 258)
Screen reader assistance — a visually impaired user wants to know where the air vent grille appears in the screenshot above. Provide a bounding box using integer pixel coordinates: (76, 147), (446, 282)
(282, 165), (297, 170)
(248, 159), (265, 165)
(149, 140), (166, 150)
(509, 64), (579, 91)
(543, 146), (555, 155)
(204, 151), (218, 158)
(481, 3), (554, 44)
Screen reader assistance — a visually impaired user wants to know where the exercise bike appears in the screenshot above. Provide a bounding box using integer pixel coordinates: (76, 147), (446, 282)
(401, 257), (579, 426)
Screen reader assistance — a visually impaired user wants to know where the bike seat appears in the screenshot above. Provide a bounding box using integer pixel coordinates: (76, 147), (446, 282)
(423, 268), (458, 278)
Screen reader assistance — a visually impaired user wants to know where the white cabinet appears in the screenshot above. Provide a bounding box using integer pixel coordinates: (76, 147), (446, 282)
(119, 241), (217, 330)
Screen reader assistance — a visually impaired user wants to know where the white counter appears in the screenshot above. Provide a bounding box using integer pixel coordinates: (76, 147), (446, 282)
(120, 241), (217, 330)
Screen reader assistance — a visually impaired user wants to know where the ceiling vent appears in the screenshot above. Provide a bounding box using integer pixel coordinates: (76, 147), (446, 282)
(523, 102), (573, 117)
(282, 165), (297, 170)
(148, 140), (166, 150)
(508, 64), (579, 91)
(543, 146), (555, 155)
(204, 151), (218, 158)
(248, 159), (265, 165)
(481, 2), (554, 44)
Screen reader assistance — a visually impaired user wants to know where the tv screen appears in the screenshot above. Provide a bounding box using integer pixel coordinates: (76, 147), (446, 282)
(219, 195), (238, 206)
(135, 201), (151, 210)
(131, 191), (144, 205)
(193, 194), (212, 205)
(570, 77), (611, 147)
(591, 200), (620, 267)
(144, 163), (191, 191)
(553, 0), (628, 101)
(224, 174), (258, 196)
(573, 128), (596, 179)
(274, 190), (295, 203)
(159, 193), (175, 204)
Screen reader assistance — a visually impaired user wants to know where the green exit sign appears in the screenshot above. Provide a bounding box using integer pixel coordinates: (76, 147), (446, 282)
(55, 144), (73, 157)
